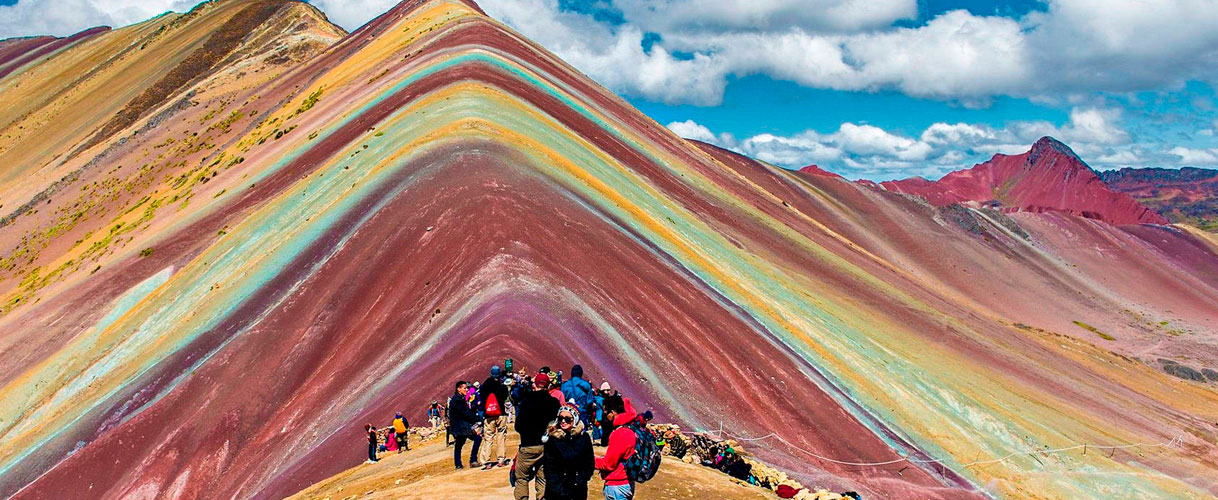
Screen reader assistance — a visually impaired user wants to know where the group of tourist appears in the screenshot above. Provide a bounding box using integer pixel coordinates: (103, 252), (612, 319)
(362, 412), (411, 463)
(363, 360), (658, 499)
(451, 362), (655, 500)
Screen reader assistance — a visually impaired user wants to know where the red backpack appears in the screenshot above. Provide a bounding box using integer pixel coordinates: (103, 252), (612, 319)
(485, 392), (501, 417)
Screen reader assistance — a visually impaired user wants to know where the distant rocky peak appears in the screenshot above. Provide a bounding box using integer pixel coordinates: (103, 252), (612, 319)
(1027, 136), (1087, 171)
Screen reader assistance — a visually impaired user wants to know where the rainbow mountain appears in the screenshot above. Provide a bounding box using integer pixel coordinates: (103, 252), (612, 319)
(0, 0), (1216, 498)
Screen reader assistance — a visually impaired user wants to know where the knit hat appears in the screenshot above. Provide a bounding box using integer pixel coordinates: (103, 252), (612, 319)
(534, 372), (550, 388)
(599, 381), (611, 391)
(490, 365), (502, 377)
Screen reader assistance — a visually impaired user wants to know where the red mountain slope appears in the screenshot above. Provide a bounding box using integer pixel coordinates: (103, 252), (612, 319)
(882, 137), (1169, 225)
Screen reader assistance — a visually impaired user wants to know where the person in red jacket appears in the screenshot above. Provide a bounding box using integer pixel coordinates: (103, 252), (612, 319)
(595, 395), (637, 500)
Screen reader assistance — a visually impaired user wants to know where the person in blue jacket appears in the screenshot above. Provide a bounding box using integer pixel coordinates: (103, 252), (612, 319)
(559, 364), (594, 433)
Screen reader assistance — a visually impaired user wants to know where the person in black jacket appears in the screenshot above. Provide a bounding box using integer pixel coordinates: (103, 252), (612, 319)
(448, 381), (482, 469)
(478, 365), (511, 468)
(513, 372), (560, 500)
(542, 404), (595, 500)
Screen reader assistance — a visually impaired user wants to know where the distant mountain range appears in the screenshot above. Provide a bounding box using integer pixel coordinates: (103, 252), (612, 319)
(1099, 167), (1218, 231)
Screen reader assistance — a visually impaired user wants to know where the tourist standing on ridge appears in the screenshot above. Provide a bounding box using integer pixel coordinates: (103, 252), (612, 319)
(514, 372), (561, 500)
(591, 382), (608, 442)
(596, 395), (637, 500)
(428, 402), (442, 428)
(560, 364), (593, 434)
(478, 364), (511, 469)
(503, 376), (517, 424)
(542, 404), (595, 500)
(392, 412), (410, 451)
(364, 424), (380, 464)
(449, 381), (483, 469)
(596, 382), (617, 447)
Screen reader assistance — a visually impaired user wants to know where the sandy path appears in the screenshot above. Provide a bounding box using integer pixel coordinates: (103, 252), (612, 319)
(287, 430), (781, 500)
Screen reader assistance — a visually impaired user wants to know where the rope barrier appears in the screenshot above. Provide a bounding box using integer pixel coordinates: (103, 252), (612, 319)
(695, 423), (1184, 470)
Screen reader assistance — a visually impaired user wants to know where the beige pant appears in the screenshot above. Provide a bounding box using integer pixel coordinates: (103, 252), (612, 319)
(514, 444), (545, 500)
(479, 416), (508, 463)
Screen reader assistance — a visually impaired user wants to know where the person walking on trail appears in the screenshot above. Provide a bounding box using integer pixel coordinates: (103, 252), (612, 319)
(478, 364), (511, 469)
(428, 402), (442, 428)
(364, 424), (380, 464)
(392, 412), (410, 451)
(442, 402), (454, 446)
(542, 404), (595, 500)
(448, 381), (483, 469)
(514, 372), (561, 500)
(560, 365), (594, 435)
(596, 395), (637, 500)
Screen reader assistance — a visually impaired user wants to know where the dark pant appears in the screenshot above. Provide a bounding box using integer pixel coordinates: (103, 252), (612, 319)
(600, 421), (612, 447)
(367, 442), (378, 462)
(550, 483), (589, 500)
(453, 434), (482, 467)
(396, 433), (409, 450)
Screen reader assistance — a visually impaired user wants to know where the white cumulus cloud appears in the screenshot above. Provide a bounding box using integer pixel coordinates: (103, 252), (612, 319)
(663, 106), (1170, 180)
(0, 0), (197, 38)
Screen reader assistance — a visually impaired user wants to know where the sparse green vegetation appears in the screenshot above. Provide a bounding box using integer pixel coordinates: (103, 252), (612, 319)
(1073, 320), (1115, 341)
(294, 88), (323, 117)
(139, 247), (155, 257)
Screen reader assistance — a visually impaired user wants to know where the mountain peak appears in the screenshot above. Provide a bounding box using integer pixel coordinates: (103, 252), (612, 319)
(1028, 135), (1085, 168)
(798, 164), (842, 178)
(880, 139), (1169, 225)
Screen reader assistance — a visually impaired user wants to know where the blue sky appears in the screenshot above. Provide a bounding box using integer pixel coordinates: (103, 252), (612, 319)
(2, 0), (1217, 180)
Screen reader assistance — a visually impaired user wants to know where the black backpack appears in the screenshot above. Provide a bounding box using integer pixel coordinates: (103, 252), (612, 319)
(622, 421), (662, 483)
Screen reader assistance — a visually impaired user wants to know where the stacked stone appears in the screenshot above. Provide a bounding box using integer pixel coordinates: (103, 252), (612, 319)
(409, 425), (446, 442)
(646, 423), (827, 499)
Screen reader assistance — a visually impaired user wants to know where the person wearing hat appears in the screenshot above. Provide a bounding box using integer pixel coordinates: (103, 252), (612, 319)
(560, 364), (594, 437)
(392, 411), (410, 451)
(514, 371), (560, 499)
(478, 364), (511, 469)
(502, 376), (517, 424)
(595, 382), (617, 447)
(542, 404), (595, 500)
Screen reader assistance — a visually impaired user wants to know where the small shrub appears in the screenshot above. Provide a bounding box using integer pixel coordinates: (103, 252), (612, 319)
(1073, 320), (1114, 341)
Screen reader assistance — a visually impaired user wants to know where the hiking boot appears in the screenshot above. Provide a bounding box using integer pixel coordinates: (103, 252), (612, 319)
(455, 464), (464, 470)
(481, 462), (496, 470)
(470, 461), (482, 468)
(498, 459), (511, 467)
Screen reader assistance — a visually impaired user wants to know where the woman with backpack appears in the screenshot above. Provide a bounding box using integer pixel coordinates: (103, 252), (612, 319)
(542, 404), (595, 500)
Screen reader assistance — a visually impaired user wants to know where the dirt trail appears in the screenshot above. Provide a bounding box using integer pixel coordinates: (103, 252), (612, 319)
(287, 430), (781, 500)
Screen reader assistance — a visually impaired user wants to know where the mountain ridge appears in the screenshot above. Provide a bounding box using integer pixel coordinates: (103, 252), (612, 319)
(881, 136), (1170, 225)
